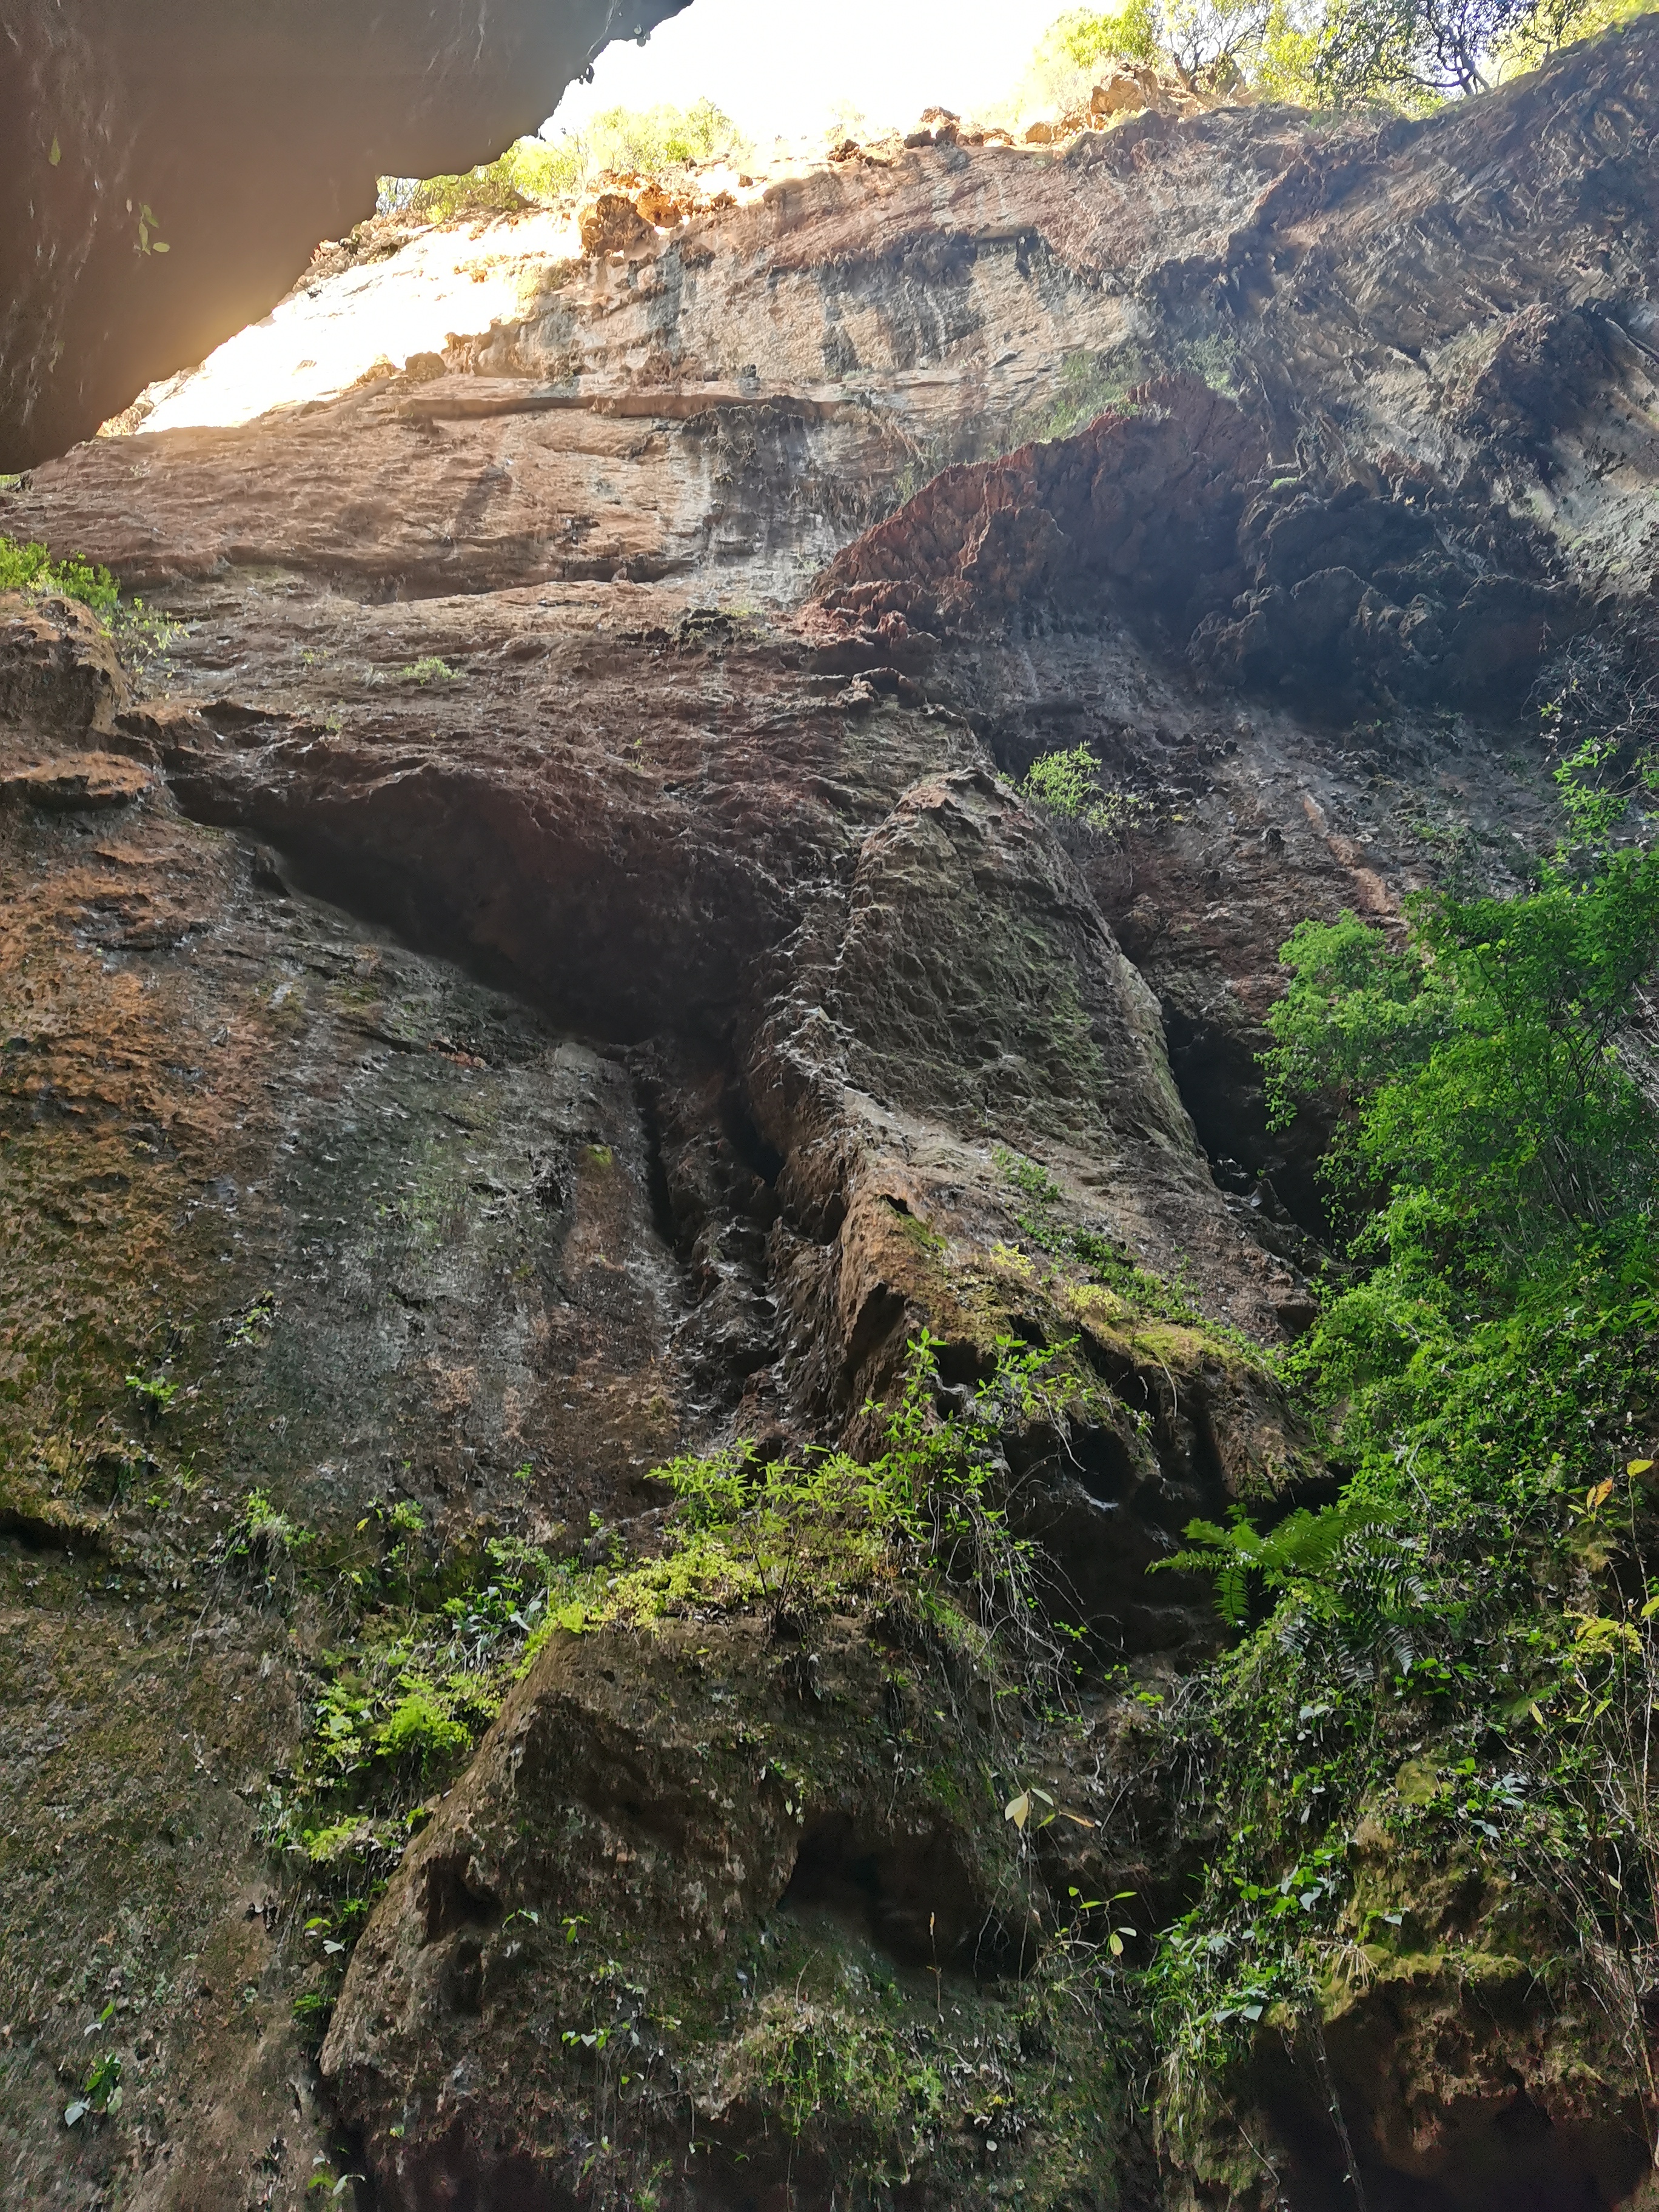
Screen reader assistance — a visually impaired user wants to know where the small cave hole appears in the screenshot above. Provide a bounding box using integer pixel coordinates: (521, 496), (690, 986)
(935, 1337), (992, 1389)
(720, 1088), (784, 1186)
(1067, 1423), (1141, 1510)
(422, 1852), (501, 1944)
(779, 1812), (1007, 1977)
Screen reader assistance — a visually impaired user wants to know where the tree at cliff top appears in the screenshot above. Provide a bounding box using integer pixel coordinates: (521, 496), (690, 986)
(1037, 0), (1654, 102)
(1310, 0), (1655, 98)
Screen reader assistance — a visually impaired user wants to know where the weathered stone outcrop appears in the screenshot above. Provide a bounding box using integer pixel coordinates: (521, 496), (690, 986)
(815, 375), (1264, 637)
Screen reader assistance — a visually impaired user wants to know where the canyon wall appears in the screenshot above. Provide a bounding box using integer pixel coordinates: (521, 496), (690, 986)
(1, 21), (1657, 2209)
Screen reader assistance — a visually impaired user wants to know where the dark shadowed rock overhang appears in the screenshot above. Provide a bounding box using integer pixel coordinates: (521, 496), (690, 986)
(0, 0), (689, 468)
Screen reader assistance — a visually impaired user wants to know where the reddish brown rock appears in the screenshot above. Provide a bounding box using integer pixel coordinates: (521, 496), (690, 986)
(578, 191), (660, 258)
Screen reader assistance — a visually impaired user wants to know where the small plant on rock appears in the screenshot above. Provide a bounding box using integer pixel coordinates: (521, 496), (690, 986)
(1, 533), (119, 617)
(124, 1369), (179, 1423)
(1022, 746), (1150, 839)
(64, 2046), (122, 2127)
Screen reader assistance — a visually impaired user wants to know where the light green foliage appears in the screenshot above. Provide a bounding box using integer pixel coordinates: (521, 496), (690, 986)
(132, 201), (169, 255)
(226, 1292), (276, 1350)
(583, 98), (749, 173)
(381, 138), (584, 221)
(394, 656), (460, 685)
(1024, 350), (1144, 442)
(1261, 848), (1659, 1279)
(1534, 631), (1659, 841)
(0, 530), (180, 672)
(1495, 0), (1655, 69)
(64, 2040), (122, 2127)
(1249, 0), (1332, 95)
(1150, 789), (1659, 2130)
(1154, 1498), (1404, 1630)
(124, 1369), (179, 1418)
(1301, 0), (1649, 102)
(1022, 746), (1151, 839)
(1052, 0), (1164, 68)
(1025, 0), (1279, 99)
(269, 1336), (1090, 1888)
(262, 1527), (569, 1878)
(0, 534), (119, 617)
(736, 1990), (945, 2165)
(521, 1335), (1076, 1680)
(375, 1688), (471, 1769)
(230, 1484), (313, 1561)
(1016, 336), (1241, 447)
(381, 100), (748, 224)
(114, 598), (184, 679)
(1025, 0), (1652, 114)
(259, 1336), (1098, 2077)
(1019, 2), (1158, 112)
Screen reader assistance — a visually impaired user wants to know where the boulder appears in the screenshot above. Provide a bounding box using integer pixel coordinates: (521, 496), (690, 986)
(1091, 64), (1165, 116)
(579, 192), (658, 258)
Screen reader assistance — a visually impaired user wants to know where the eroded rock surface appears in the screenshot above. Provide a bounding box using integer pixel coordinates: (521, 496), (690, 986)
(4, 24), (1659, 2211)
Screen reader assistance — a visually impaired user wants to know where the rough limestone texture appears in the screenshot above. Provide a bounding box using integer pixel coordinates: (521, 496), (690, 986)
(2, 24), (1658, 2211)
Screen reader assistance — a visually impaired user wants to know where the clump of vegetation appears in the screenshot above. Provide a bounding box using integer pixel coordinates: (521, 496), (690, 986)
(394, 655), (460, 685)
(63, 2036), (122, 2128)
(255, 1337), (1110, 2078)
(0, 530), (180, 674)
(265, 1337), (1094, 1898)
(381, 137), (585, 222)
(726, 1988), (945, 2178)
(0, 534), (119, 617)
(1022, 745), (1152, 839)
(260, 1523), (569, 1889)
(520, 1335), (1080, 1681)
(583, 97), (749, 175)
(124, 1369), (179, 1422)
(380, 99), (749, 224)
(223, 1484), (317, 1601)
(1146, 760), (1659, 2162)
(1017, 0), (1649, 117)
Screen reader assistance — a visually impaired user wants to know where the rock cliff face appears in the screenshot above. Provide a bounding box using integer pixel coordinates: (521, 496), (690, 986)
(3, 22), (1659, 2211)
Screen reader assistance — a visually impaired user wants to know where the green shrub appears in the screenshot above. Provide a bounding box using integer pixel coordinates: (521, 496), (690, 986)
(583, 96), (748, 173)
(0, 534), (118, 618)
(1022, 746), (1151, 838)
(384, 135), (586, 222)
(1261, 845), (1659, 1284)
(380, 99), (749, 226)
(0, 528), (179, 674)
(375, 1688), (471, 1771)
(519, 1333), (1077, 1683)
(1054, 0), (1164, 67)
